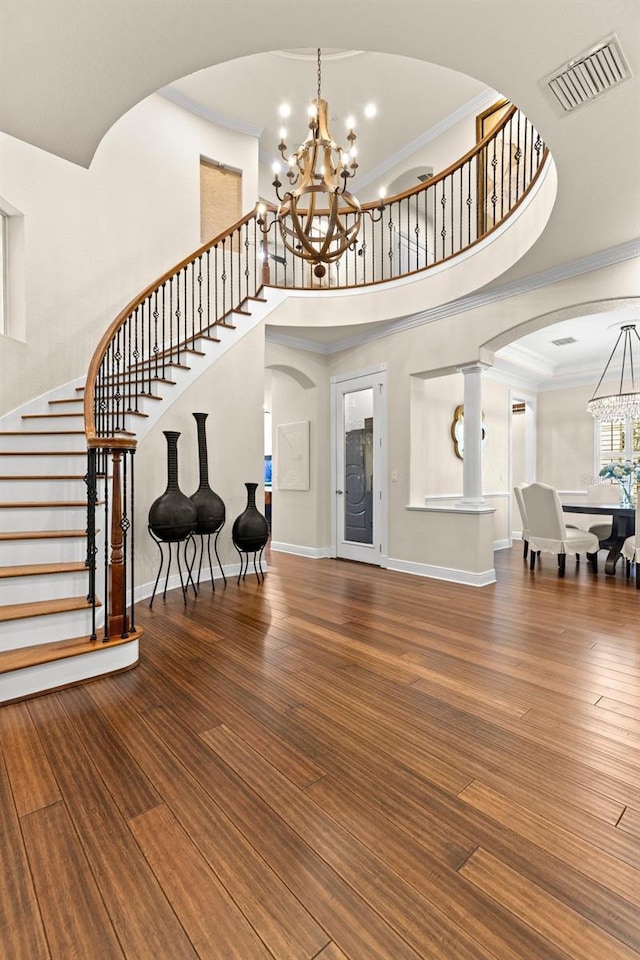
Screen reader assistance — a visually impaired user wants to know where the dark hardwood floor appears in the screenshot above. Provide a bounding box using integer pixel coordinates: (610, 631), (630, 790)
(1, 546), (639, 960)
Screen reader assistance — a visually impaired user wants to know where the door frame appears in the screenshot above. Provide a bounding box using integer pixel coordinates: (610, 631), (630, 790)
(330, 365), (388, 565)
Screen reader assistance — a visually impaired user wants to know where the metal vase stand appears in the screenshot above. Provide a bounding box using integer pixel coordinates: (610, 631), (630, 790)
(234, 544), (266, 584)
(187, 524), (227, 591)
(148, 527), (198, 607)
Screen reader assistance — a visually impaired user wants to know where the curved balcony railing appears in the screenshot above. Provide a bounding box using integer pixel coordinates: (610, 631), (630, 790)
(259, 104), (547, 290)
(82, 101), (548, 640)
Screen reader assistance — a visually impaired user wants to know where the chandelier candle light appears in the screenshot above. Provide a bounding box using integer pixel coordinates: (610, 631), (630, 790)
(258, 49), (381, 278)
(587, 323), (640, 421)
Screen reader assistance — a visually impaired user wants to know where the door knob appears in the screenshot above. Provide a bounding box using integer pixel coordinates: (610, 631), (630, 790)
(336, 489), (344, 495)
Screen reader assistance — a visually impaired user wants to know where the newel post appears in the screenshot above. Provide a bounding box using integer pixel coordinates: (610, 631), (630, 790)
(108, 448), (128, 639)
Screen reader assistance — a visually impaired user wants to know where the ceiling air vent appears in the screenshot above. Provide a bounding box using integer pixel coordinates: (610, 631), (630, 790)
(542, 35), (631, 115)
(551, 336), (578, 346)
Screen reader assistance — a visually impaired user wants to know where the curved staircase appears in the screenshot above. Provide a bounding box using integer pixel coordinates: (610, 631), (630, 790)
(0, 390), (139, 702)
(0, 104), (549, 703)
(0, 287), (283, 703)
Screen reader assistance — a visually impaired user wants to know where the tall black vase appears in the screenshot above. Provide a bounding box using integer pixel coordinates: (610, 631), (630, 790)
(190, 412), (226, 533)
(232, 482), (269, 553)
(148, 431), (197, 542)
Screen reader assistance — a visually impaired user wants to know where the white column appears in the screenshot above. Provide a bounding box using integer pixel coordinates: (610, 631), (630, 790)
(458, 363), (486, 505)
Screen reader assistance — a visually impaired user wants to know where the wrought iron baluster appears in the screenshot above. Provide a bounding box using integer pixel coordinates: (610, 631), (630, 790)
(507, 115), (514, 212)
(222, 238), (227, 323)
(440, 179), (447, 261)
(515, 110), (522, 202)
(230, 231), (235, 313)
(467, 159), (472, 246)
(214, 244), (218, 325)
(196, 255), (203, 339)
(168, 277), (173, 372)
(449, 173), (454, 257)
(243, 222), (250, 302)
(490, 135), (498, 229)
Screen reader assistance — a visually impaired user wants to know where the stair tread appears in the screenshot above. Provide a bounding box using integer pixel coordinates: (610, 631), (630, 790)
(49, 398), (83, 405)
(0, 429), (85, 436)
(0, 561), (87, 579)
(216, 320), (236, 329)
(0, 594), (98, 623)
(0, 628), (142, 675)
(0, 501), (94, 508)
(0, 529), (89, 541)
(0, 475), (87, 480)
(0, 450), (86, 456)
(22, 412), (83, 419)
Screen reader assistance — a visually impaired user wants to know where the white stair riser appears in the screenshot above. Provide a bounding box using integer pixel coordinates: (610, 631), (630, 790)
(0, 479), (88, 501)
(0, 453), (87, 475)
(0, 433), (86, 453)
(1, 536), (92, 565)
(47, 401), (84, 412)
(0, 570), (90, 604)
(22, 416), (85, 427)
(0, 506), (88, 532)
(1, 607), (95, 649)
(0, 640), (139, 704)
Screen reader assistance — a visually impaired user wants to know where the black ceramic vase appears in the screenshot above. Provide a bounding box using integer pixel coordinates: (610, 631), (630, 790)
(232, 482), (269, 553)
(190, 412), (226, 533)
(148, 431), (197, 542)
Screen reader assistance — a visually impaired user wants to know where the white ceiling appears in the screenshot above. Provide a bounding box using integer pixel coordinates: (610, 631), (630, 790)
(166, 49), (490, 188)
(1, 0), (639, 379)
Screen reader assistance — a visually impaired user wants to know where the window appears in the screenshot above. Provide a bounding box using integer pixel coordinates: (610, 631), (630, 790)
(200, 158), (242, 244)
(597, 417), (640, 497)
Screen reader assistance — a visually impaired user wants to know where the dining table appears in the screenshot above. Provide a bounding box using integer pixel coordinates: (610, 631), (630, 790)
(562, 502), (635, 575)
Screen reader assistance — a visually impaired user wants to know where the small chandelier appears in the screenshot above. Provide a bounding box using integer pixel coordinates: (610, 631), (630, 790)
(270, 48), (364, 279)
(587, 323), (640, 420)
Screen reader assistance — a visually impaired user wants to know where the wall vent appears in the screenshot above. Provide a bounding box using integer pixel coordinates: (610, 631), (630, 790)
(551, 336), (578, 346)
(542, 35), (631, 115)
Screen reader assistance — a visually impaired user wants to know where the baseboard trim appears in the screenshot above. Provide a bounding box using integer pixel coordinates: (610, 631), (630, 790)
(269, 542), (332, 559)
(134, 561), (266, 603)
(385, 557), (496, 587)
(494, 538), (512, 551)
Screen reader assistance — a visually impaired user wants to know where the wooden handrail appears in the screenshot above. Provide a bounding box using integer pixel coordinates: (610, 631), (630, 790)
(84, 102), (547, 444)
(83, 209), (257, 445)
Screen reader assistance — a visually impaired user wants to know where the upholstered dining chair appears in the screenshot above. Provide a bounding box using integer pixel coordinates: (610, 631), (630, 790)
(513, 484), (530, 559)
(587, 482), (615, 545)
(522, 482), (599, 577)
(621, 496), (639, 588)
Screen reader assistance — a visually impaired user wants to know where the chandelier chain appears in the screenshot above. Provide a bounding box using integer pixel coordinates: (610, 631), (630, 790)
(317, 48), (321, 101)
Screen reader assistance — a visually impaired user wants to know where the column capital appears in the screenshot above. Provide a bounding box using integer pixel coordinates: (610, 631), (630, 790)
(456, 361), (492, 375)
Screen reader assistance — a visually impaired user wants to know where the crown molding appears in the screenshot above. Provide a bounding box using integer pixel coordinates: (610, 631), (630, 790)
(264, 237), (640, 356)
(159, 87), (264, 139)
(259, 88), (500, 187)
(265, 330), (331, 355)
(355, 89), (500, 191)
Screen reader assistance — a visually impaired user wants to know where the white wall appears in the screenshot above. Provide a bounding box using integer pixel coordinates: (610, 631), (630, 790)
(0, 93), (258, 417)
(266, 343), (331, 552)
(536, 382), (596, 495)
(135, 322), (265, 591)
